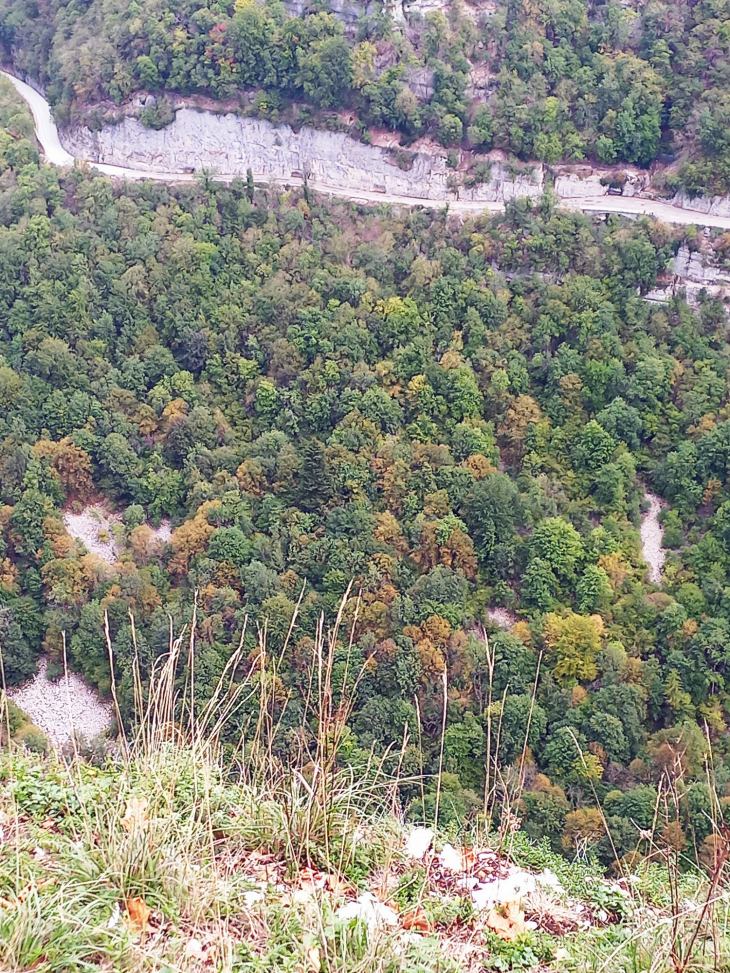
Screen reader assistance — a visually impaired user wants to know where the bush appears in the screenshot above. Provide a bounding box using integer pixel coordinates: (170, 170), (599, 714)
(16, 725), (49, 754)
(2, 696), (30, 735)
(139, 98), (176, 130)
(437, 114), (463, 147)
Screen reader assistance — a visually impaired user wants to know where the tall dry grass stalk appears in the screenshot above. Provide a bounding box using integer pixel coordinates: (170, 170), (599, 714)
(91, 585), (407, 876)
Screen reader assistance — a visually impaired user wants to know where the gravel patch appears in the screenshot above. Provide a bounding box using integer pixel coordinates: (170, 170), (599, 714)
(641, 491), (666, 584)
(8, 658), (112, 746)
(487, 607), (518, 629)
(151, 519), (172, 543)
(64, 506), (122, 562)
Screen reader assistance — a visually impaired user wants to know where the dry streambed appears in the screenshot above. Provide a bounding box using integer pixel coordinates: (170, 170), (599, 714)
(63, 506), (122, 562)
(488, 490), (666, 632)
(641, 492), (666, 584)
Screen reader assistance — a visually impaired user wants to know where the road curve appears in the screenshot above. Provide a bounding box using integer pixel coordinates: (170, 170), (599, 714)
(5, 69), (730, 229)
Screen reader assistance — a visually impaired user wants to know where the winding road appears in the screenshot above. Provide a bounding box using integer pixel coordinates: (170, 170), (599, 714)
(5, 69), (730, 228)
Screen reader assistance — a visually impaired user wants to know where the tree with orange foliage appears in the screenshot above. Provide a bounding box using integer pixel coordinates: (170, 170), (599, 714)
(168, 501), (219, 575)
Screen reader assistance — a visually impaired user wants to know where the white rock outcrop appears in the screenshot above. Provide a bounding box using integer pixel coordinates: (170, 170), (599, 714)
(672, 192), (730, 220)
(62, 110), (544, 203)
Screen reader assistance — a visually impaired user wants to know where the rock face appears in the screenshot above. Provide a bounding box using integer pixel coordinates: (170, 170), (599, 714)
(283, 0), (380, 19)
(61, 110), (544, 203)
(553, 164), (653, 199)
(645, 243), (730, 304)
(672, 192), (730, 219)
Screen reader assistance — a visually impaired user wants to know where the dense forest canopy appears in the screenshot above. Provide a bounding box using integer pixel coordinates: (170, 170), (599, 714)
(3, 0), (730, 194)
(1, 73), (730, 867)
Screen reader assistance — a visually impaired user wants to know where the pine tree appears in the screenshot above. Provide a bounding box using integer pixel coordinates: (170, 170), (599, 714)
(298, 439), (330, 512)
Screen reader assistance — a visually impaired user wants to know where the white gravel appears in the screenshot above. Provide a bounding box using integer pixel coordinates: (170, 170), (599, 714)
(641, 491), (666, 584)
(151, 519), (172, 543)
(8, 658), (112, 746)
(487, 607), (518, 629)
(64, 506), (121, 562)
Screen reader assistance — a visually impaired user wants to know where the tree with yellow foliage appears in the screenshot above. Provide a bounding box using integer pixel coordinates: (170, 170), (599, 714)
(542, 611), (603, 686)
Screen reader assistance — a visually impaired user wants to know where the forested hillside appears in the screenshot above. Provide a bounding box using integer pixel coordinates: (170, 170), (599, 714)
(2, 0), (730, 194)
(1, 71), (730, 867)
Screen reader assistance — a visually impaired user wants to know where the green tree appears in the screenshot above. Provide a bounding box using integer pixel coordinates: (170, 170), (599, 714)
(530, 518), (584, 585)
(576, 565), (612, 614)
(443, 710), (486, 790)
(297, 36), (353, 109)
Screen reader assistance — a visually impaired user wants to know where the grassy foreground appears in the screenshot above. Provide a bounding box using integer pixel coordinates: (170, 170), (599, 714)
(1, 604), (729, 973)
(0, 730), (726, 973)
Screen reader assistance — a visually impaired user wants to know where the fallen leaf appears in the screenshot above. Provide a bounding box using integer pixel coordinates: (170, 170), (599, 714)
(125, 896), (151, 933)
(302, 933), (321, 972)
(21, 878), (55, 902)
(462, 849), (477, 870)
(486, 900), (526, 942)
(324, 873), (354, 895)
(1, 878), (57, 910)
(298, 867), (326, 892)
(252, 862), (278, 882)
(22, 957), (48, 972)
(121, 797), (149, 833)
(402, 908), (432, 933)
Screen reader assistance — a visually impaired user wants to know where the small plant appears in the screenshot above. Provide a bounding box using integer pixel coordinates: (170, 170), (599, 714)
(45, 661), (63, 681)
(465, 160), (493, 187)
(483, 931), (556, 970)
(393, 865), (427, 909)
(393, 147), (415, 171)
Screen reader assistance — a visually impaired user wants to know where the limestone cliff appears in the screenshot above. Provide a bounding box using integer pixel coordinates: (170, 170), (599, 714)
(61, 109), (544, 203)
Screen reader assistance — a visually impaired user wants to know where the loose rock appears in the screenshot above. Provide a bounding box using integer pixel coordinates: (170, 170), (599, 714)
(8, 658), (112, 746)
